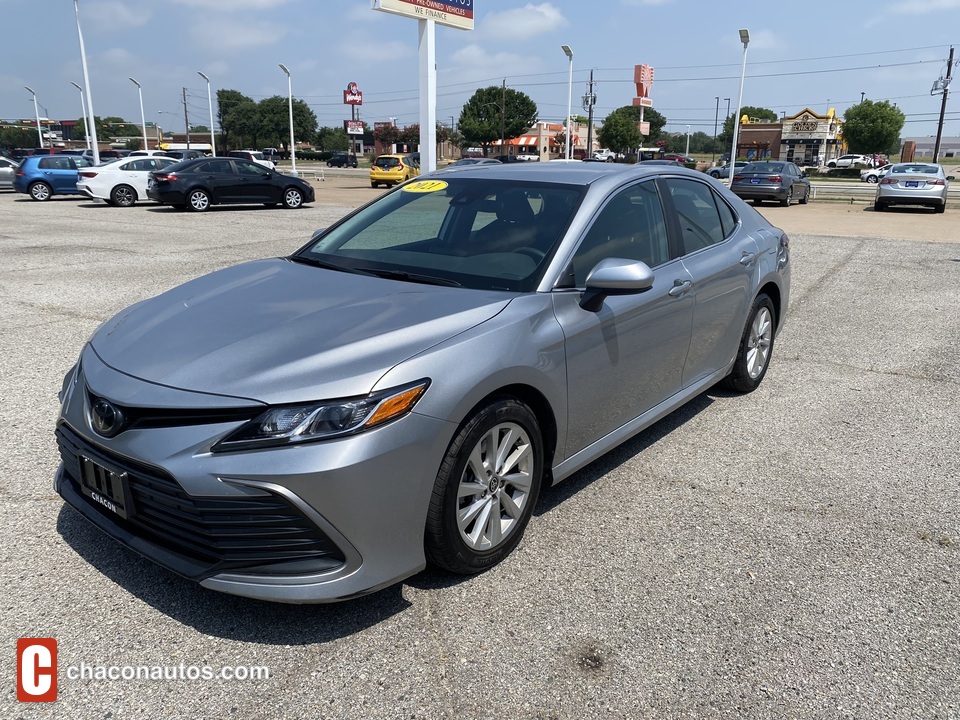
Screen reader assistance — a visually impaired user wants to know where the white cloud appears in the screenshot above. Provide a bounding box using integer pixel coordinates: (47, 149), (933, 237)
(170, 0), (292, 9)
(187, 18), (286, 54)
(449, 44), (542, 82)
(886, 0), (960, 13)
(481, 3), (568, 41)
(84, 0), (153, 31)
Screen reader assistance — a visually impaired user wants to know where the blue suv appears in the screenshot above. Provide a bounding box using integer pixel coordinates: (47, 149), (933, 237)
(13, 154), (94, 201)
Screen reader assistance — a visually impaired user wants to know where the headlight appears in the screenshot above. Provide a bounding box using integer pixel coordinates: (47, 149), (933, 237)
(213, 379), (429, 452)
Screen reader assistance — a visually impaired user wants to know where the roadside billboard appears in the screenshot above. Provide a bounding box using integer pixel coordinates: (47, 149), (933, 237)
(372, 0), (474, 31)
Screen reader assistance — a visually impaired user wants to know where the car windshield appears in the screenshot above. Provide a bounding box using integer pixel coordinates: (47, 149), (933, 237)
(743, 162), (784, 173)
(296, 178), (583, 292)
(891, 164), (940, 175)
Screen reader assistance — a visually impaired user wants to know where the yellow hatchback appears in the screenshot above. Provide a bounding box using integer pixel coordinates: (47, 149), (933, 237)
(370, 154), (420, 188)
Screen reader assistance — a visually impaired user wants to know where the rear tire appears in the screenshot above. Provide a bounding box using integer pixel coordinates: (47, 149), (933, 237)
(186, 189), (210, 212)
(866, 175), (879, 184)
(780, 189), (792, 207)
(723, 294), (776, 393)
(29, 182), (52, 201)
(425, 398), (543, 575)
(111, 184), (136, 207)
(874, 201), (886, 212)
(935, 202), (946, 214)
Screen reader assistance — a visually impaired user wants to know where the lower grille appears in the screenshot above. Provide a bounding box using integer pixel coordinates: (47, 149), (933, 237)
(56, 424), (345, 579)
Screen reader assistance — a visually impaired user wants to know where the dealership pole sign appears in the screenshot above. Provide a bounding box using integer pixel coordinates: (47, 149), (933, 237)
(372, 0), (474, 31)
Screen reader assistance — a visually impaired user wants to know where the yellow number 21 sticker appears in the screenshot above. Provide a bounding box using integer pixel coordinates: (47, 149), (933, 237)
(402, 180), (449, 193)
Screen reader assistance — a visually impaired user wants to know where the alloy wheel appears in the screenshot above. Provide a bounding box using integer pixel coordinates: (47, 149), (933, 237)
(746, 306), (773, 379)
(456, 421), (535, 551)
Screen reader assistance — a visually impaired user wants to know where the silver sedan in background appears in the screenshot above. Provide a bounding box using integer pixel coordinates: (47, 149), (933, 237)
(874, 162), (952, 212)
(54, 163), (791, 603)
(0, 156), (17, 190)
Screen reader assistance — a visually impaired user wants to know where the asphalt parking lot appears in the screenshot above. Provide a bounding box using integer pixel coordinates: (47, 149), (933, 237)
(2, 185), (958, 719)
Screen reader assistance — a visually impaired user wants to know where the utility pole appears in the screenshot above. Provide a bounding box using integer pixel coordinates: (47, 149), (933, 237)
(933, 45), (954, 163)
(582, 69), (596, 157)
(713, 96), (719, 163)
(182, 87), (191, 150)
(500, 79), (506, 155)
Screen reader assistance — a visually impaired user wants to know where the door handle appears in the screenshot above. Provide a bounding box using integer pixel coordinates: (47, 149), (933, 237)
(739, 251), (757, 266)
(668, 279), (692, 297)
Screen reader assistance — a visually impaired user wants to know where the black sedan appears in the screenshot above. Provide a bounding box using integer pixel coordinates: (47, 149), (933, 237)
(147, 157), (314, 212)
(730, 161), (810, 207)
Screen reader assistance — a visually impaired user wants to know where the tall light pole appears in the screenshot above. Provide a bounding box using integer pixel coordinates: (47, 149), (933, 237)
(197, 71), (216, 156)
(74, 0), (99, 165)
(25, 87), (43, 148)
(729, 29), (749, 180)
(712, 96), (720, 163)
(685, 124), (691, 156)
(128, 77), (148, 151)
(278, 63), (297, 177)
(562, 44), (574, 160)
(70, 82), (90, 151)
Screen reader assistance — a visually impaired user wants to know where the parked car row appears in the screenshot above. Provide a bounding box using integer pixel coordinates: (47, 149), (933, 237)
(9, 153), (314, 211)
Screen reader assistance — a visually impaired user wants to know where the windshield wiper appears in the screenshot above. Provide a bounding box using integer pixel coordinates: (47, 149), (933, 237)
(354, 268), (462, 287)
(288, 255), (376, 276)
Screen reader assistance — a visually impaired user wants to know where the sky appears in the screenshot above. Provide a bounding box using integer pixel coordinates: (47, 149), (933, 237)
(2, 0), (959, 141)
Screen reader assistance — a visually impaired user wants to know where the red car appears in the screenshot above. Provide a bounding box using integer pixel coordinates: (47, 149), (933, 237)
(662, 153), (695, 164)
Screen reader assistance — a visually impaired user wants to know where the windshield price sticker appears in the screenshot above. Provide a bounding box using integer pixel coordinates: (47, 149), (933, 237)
(402, 180), (448, 193)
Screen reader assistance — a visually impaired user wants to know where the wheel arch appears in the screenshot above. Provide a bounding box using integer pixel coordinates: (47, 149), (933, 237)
(757, 280), (782, 332)
(457, 384), (559, 485)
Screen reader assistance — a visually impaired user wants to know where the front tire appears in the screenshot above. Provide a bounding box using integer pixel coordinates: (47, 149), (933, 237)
(282, 187), (303, 209)
(425, 398), (544, 575)
(723, 294), (775, 393)
(186, 189), (210, 212)
(111, 184), (136, 207)
(29, 182), (52, 201)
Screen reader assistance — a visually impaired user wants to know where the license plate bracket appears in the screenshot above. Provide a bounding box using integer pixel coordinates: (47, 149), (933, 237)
(79, 455), (134, 519)
(906, 181), (919, 188)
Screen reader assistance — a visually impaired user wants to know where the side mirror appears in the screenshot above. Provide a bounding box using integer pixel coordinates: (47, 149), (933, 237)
(580, 258), (655, 311)
(948, 175), (956, 181)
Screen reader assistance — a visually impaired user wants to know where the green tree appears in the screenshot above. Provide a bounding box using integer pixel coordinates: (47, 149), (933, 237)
(458, 86), (538, 152)
(372, 124), (401, 150)
(598, 106), (667, 152)
(124, 137), (143, 150)
(223, 98), (261, 149)
(0, 126), (38, 149)
(718, 106), (777, 147)
(217, 89), (255, 149)
(316, 126), (349, 152)
(257, 96), (317, 151)
(842, 100), (905, 155)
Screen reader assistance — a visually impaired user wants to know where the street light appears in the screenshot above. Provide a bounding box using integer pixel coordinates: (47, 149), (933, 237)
(278, 63), (297, 177)
(197, 71), (216, 156)
(729, 29), (749, 180)
(70, 82), (90, 151)
(25, 86), (43, 148)
(129, 77), (148, 151)
(74, 0), (99, 165)
(561, 44), (574, 160)
(685, 124), (691, 156)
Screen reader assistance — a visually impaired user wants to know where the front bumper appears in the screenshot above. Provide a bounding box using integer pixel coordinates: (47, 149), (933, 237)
(55, 352), (454, 603)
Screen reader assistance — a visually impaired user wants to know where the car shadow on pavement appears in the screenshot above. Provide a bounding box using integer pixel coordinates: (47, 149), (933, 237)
(535, 390), (716, 514)
(56, 506), (411, 643)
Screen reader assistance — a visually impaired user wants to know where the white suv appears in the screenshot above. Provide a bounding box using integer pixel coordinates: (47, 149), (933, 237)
(593, 149), (618, 162)
(828, 154), (873, 169)
(228, 150), (275, 171)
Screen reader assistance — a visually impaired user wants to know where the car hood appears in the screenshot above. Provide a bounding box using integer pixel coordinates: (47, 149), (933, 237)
(91, 258), (512, 405)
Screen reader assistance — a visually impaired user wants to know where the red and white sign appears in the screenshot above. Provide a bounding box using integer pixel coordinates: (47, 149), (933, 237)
(634, 64), (654, 100)
(344, 120), (364, 135)
(637, 121), (651, 136)
(343, 82), (363, 106)
(17, 638), (57, 703)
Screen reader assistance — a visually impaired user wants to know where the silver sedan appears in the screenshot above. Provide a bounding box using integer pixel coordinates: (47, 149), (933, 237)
(0, 156), (17, 190)
(54, 163), (791, 602)
(875, 162), (952, 213)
